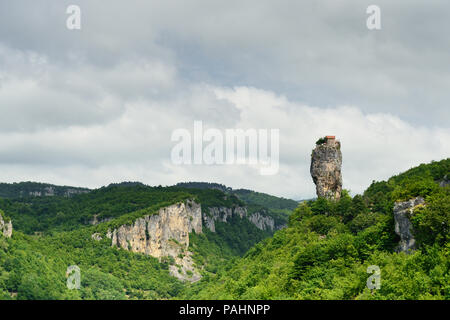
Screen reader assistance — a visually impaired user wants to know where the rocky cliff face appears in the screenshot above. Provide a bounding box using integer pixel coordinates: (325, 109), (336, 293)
(310, 138), (342, 200)
(394, 197), (425, 253)
(203, 206), (244, 232)
(203, 206), (276, 232)
(106, 200), (279, 282)
(28, 186), (56, 197)
(20, 186), (89, 197)
(0, 212), (12, 238)
(248, 212), (275, 231)
(63, 188), (90, 197)
(109, 199), (202, 282)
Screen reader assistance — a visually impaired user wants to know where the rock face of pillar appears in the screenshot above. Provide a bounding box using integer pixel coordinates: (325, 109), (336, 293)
(310, 137), (342, 201)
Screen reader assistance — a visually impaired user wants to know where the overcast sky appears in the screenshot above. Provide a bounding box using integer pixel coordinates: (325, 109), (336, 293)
(0, 1), (449, 199)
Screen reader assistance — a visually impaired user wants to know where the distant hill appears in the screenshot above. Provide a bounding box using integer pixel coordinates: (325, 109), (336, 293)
(175, 182), (232, 192)
(0, 182), (90, 199)
(232, 188), (298, 210)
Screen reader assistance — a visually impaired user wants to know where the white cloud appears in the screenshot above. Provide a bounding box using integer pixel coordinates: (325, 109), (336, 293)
(0, 81), (448, 199)
(0, 1), (449, 199)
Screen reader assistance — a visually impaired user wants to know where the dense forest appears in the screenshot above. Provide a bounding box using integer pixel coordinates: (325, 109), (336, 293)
(182, 159), (449, 299)
(0, 158), (448, 300)
(0, 182), (278, 299)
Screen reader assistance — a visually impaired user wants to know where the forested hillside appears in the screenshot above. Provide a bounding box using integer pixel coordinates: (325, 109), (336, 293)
(0, 183), (276, 299)
(0, 159), (448, 300)
(181, 159), (450, 299)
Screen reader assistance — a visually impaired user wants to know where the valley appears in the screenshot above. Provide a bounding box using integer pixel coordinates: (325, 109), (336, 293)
(0, 158), (448, 300)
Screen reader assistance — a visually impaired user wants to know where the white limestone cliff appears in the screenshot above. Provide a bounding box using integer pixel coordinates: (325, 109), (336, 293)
(109, 199), (202, 282)
(105, 199), (279, 282)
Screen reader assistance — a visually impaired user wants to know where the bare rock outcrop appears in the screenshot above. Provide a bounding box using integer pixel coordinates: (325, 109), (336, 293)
(0, 211), (12, 238)
(106, 200), (281, 281)
(91, 233), (102, 241)
(203, 206), (277, 232)
(203, 206), (243, 232)
(248, 212), (275, 231)
(394, 196), (425, 253)
(310, 136), (342, 200)
(110, 199), (202, 282)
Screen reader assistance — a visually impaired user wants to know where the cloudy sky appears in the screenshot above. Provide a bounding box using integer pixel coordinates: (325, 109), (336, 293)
(0, 0), (449, 199)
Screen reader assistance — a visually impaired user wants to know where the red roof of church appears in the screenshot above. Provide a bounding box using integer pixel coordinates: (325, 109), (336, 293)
(326, 136), (335, 139)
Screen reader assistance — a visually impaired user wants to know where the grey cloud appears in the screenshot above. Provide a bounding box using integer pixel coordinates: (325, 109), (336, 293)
(0, 1), (448, 198)
(1, 1), (449, 126)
